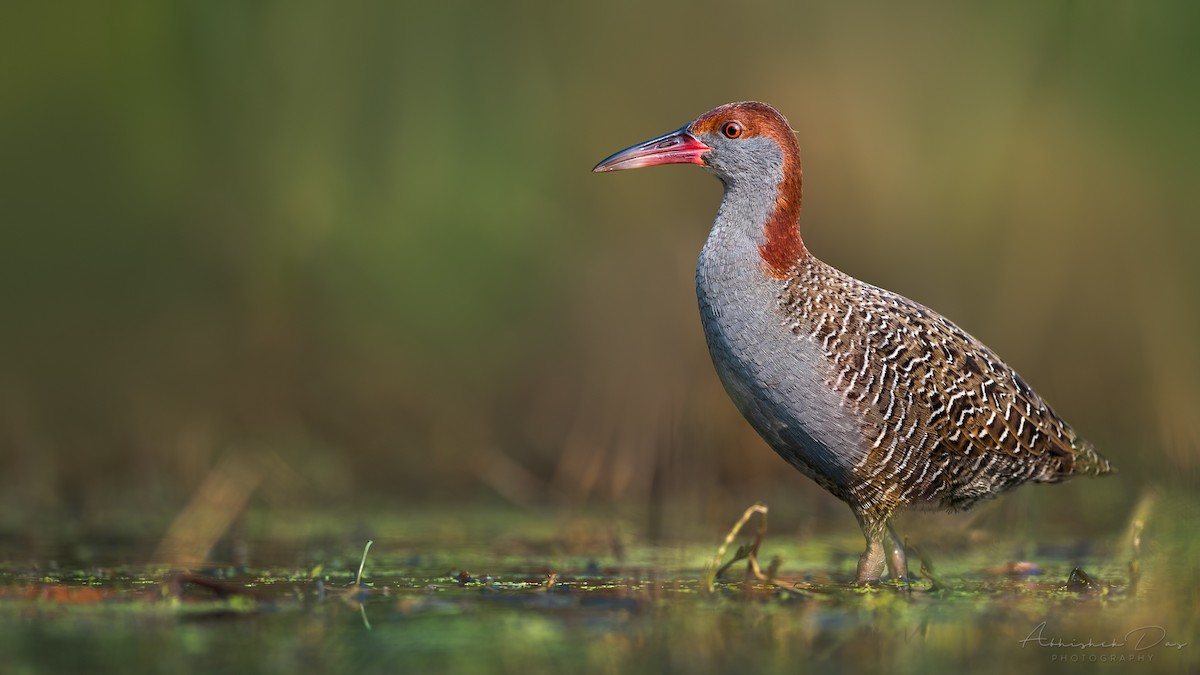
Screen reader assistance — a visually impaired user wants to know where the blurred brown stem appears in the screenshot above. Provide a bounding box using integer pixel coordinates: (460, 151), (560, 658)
(704, 503), (769, 594)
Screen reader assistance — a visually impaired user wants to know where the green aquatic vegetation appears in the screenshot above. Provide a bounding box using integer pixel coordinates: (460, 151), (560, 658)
(0, 489), (1195, 675)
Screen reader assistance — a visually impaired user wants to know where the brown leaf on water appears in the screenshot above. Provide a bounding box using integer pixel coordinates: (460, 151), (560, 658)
(164, 572), (268, 602)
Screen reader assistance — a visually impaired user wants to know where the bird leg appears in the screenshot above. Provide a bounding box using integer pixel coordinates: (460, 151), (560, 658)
(884, 519), (908, 582)
(853, 511), (887, 585)
(854, 511), (909, 584)
(856, 538), (886, 584)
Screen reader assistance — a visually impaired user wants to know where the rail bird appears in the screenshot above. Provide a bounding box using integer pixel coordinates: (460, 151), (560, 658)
(594, 101), (1113, 584)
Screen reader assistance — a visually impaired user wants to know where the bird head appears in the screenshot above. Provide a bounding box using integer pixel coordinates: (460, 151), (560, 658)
(593, 101), (800, 190)
(594, 101), (807, 275)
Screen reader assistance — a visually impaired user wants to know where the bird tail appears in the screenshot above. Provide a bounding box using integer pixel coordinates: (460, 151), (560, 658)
(1072, 439), (1115, 476)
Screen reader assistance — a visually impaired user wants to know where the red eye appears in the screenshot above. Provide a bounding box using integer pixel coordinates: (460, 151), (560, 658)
(721, 121), (743, 139)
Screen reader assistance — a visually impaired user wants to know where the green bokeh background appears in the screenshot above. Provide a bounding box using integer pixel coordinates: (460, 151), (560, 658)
(2, 1), (1197, 532)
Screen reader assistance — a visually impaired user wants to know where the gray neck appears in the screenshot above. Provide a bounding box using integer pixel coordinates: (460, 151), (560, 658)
(696, 136), (787, 310)
(700, 136), (785, 258)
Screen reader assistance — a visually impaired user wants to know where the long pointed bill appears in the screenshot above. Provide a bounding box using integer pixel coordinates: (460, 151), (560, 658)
(592, 125), (711, 173)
